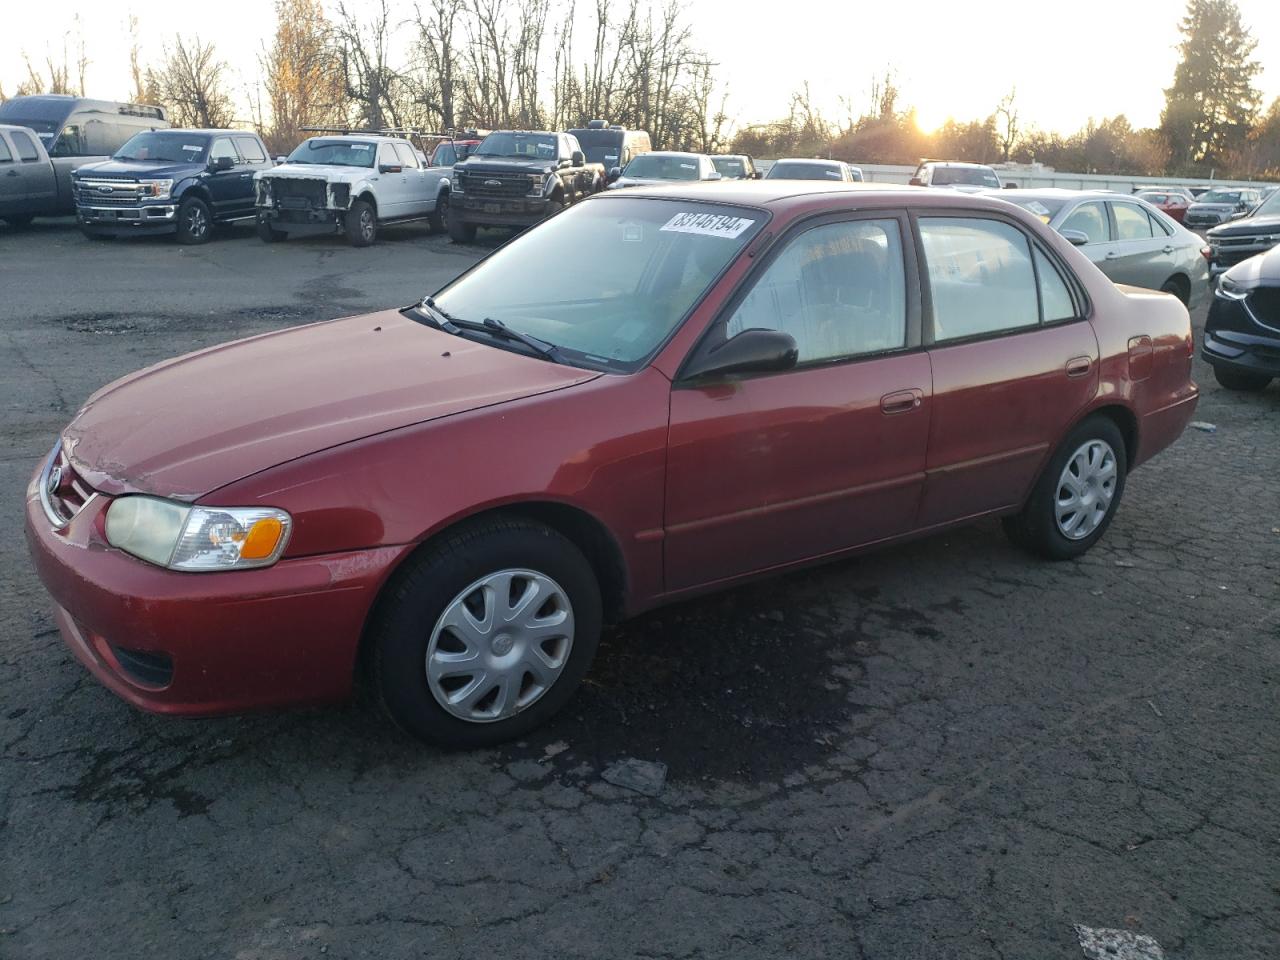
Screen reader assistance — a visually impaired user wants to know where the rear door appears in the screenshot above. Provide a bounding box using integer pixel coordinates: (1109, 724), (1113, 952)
(917, 214), (1098, 527)
(664, 212), (932, 590)
(0, 134), (19, 213)
(1106, 200), (1175, 290)
(5, 129), (56, 212)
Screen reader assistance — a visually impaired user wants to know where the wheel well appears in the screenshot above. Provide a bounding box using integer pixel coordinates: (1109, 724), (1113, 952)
(1089, 404), (1138, 464)
(1163, 273), (1190, 302)
(356, 192), (377, 212)
(179, 187), (212, 206)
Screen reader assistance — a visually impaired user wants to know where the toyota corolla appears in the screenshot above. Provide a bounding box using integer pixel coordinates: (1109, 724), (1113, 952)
(26, 183), (1199, 748)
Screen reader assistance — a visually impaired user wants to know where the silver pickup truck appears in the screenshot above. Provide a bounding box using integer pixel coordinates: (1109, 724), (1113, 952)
(0, 95), (168, 226)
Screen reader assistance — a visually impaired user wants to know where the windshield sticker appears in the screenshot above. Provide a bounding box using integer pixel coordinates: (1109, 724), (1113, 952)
(183, 144), (202, 151)
(622, 222), (644, 243)
(679, 163), (696, 169)
(660, 212), (756, 239)
(351, 144), (371, 151)
(1025, 201), (1051, 216)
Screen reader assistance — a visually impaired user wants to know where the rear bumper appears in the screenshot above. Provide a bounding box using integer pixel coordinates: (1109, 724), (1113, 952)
(24, 477), (408, 716)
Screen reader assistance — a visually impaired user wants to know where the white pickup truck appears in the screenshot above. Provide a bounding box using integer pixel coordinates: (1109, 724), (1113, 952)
(254, 133), (450, 246)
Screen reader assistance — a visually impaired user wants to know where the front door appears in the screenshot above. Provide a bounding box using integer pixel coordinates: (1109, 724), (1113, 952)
(2, 130), (57, 214)
(206, 136), (245, 218)
(915, 214), (1099, 527)
(375, 143), (409, 218)
(664, 214), (932, 591)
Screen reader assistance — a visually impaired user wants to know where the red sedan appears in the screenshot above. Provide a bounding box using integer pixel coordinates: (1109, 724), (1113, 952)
(1135, 189), (1192, 224)
(26, 184), (1199, 747)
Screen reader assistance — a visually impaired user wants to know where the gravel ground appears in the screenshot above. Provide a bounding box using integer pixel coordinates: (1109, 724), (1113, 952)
(1, 218), (1277, 960)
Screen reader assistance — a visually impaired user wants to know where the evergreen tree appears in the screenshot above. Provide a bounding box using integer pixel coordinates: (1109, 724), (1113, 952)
(1160, 0), (1261, 173)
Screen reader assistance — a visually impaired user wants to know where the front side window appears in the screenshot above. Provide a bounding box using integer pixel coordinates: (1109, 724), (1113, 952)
(236, 137), (267, 164)
(433, 143), (457, 167)
(431, 198), (765, 371)
(393, 143), (419, 168)
(209, 138), (237, 164)
(726, 219), (907, 363)
(10, 130), (39, 161)
(1113, 203), (1154, 241)
(0, 137), (11, 163)
(50, 124), (86, 157)
(1060, 201), (1110, 243)
(919, 217), (1039, 341)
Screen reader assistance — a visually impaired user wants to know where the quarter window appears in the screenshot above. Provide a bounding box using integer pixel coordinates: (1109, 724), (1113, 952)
(1113, 203), (1154, 240)
(726, 218), (908, 363)
(1035, 249), (1076, 323)
(919, 217), (1039, 341)
(1060, 201), (1110, 243)
(10, 130), (39, 161)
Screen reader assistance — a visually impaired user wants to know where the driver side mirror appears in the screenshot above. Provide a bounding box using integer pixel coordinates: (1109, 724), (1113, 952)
(571, 150), (585, 166)
(1060, 229), (1090, 246)
(274, 156), (287, 165)
(681, 329), (799, 381)
(708, 171), (723, 181)
(379, 163), (403, 174)
(752, 170), (763, 180)
(908, 176), (925, 186)
(210, 155), (234, 172)
(608, 166), (622, 182)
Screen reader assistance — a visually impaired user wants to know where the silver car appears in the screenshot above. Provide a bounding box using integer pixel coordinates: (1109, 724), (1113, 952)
(999, 189), (1209, 308)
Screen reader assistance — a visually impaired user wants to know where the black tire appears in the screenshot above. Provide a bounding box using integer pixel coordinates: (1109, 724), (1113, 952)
(175, 197), (213, 244)
(371, 517), (603, 748)
(1212, 364), (1271, 392)
(448, 216), (477, 244)
(1002, 415), (1128, 561)
(345, 199), (377, 246)
(79, 229), (111, 241)
(428, 192), (449, 233)
(1160, 276), (1189, 305)
(256, 218), (287, 243)
(2, 214), (34, 228)
(549, 191), (569, 216)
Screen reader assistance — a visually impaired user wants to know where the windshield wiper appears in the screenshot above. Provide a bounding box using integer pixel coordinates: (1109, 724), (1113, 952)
(414, 296), (462, 333)
(410, 299), (562, 363)
(478, 317), (563, 362)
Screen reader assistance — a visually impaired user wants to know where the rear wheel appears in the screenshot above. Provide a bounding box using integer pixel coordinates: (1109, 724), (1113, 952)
(175, 197), (212, 245)
(1003, 415), (1127, 560)
(371, 517), (602, 748)
(1213, 364), (1271, 392)
(345, 199), (377, 246)
(2, 214), (34, 228)
(1160, 276), (1189, 305)
(256, 217), (287, 243)
(448, 216), (477, 244)
(428, 192), (449, 233)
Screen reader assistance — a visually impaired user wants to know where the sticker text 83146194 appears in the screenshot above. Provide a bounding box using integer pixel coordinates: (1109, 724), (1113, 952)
(660, 212), (756, 239)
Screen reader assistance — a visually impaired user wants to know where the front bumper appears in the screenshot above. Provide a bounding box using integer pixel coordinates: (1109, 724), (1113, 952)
(257, 205), (345, 232)
(76, 203), (178, 234)
(1203, 328), (1280, 378)
(454, 195), (554, 227)
(24, 473), (408, 716)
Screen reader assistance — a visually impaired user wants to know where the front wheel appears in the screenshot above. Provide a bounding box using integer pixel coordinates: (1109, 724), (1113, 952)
(2, 214), (34, 228)
(175, 197), (212, 244)
(1212, 364), (1271, 392)
(1003, 415), (1128, 560)
(345, 199), (377, 246)
(428, 192), (449, 233)
(256, 218), (287, 243)
(448, 216), (477, 244)
(371, 517), (602, 748)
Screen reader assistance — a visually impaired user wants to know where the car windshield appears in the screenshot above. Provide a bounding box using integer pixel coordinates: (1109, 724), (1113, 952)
(622, 155), (701, 180)
(1199, 190), (1241, 203)
(114, 132), (209, 163)
(1001, 196), (1069, 221)
(570, 129), (624, 165)
(767, 162), (843, 180)
(0, 98), (71, 135)
(286, 139), (376, 167)
(475, 132), (557, 160)
(712, 157), (747, 177)
(932, 166), (1001, 187)
(1252, 190), (1280, 217)
(429, 198), (765, 371)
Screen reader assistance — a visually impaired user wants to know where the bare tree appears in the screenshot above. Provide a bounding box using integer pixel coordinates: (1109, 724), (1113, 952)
(412, 0), (465, 129)
(334, 0), (402, 129)
(995, 87), (1020, 161)
(147, 36), (236, 128)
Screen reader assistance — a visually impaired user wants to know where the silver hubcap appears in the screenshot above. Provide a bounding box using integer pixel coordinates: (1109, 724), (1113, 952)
(360, 210), (374, 240)
(187, 206), (207, 236)
(1055, 440), (1117, 540)
(425, 569), (574, 723)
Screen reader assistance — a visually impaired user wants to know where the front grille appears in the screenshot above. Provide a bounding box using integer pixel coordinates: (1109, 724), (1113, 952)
(76, 179), (143, 205)
(265, 177), (327, 209)
(39, 443), (96, 527)
(1246, 288), (1280, 329)
(1214, 236), (1260, 247)
(459, 172), (539, 199)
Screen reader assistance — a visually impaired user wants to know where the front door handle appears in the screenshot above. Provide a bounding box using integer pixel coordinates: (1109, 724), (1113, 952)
(1066, 356), (1093, 378)
(4, 169), (17, 177)
(1104, 251), (1120, 260)
(880, 388), (923, 415)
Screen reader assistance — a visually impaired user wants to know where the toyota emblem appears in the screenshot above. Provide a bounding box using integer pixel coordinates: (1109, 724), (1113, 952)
(47, 465), (62, 496)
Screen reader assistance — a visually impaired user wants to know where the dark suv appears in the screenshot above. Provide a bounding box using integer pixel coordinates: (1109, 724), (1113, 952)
(1203, 244), (1280, 392)
(73, 129), (272, 243)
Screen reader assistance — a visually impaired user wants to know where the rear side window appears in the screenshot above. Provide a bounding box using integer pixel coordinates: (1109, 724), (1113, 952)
(10, 130), (39, 161)
(919, 217), (1040, 341)
(1061, 201), (1110, 243)
(1113, 203), (1154, 240)
(236, 137), (267, 163)
(0, 137), (11, 162)
(726, 218), (908, 363)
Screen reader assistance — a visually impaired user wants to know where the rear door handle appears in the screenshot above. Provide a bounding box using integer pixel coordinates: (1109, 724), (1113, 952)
(1162, 245), (1174, 254)
(880, 388), (923, 415)
(1066, 356), (1093, 378)
(1104, 251), (1120, 260)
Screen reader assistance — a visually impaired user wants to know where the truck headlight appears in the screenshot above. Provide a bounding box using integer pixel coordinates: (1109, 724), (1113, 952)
(139, 179), (173, 200)
(105, 496), (292, 571)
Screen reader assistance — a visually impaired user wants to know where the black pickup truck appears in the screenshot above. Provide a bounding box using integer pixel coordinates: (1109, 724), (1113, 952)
(448, 130), (603, 242)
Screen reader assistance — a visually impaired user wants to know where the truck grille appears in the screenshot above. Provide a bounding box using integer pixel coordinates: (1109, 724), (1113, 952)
(264, 177), (327, 209)
(459, 172), (538, 199)
(76, 179), (143, 205)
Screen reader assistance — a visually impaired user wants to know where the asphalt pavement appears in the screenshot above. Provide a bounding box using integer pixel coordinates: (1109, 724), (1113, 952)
(0, 217), (1277, 960)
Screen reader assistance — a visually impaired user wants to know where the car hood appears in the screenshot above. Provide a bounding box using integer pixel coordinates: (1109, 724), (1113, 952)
(1208, 214), (1280, 238)
(258, 164), (369, 181)
(459, 158), (556, 176)
(63, 309), (600, 500)
(75, 159), (204, 180)
(1223, 244), (1280, 287)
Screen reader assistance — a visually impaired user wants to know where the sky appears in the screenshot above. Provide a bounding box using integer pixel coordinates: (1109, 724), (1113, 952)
(2, 0), (1278, 137)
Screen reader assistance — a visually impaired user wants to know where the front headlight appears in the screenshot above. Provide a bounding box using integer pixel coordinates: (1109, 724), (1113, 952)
(138, 179), (174, 200)
(1215, 275), (1250, 301)
(105, 496), (291, 571)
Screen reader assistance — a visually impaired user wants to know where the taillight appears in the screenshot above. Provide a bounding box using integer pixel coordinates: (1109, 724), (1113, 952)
(1201, 245), (1212, 261)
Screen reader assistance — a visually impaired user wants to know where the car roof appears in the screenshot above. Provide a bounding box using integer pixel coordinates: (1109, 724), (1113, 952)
(642, 151), (708, 159)
(592, 180), (1030, 214)
(997, 188), (1128, 202)
(924, 160), (996, 169)
(303, 133), (403, 144)
(773, 157), (842, 165)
